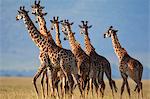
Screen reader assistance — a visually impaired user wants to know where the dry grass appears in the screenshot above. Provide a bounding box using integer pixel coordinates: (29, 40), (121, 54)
(0, 77), (150, 99)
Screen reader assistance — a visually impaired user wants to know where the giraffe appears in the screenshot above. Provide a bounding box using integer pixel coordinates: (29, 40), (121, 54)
(104, 26), (143, 99)
(50, 16), (70, 94)
(31, 1), (62, 98)
(31, 1), (51, 98)
(79, 21), (117, 98)
(61, 20), (101, 97)
(16, 6), (82, 98)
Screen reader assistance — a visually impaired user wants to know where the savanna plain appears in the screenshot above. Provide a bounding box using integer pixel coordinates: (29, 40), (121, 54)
(0, 77), (149, 99)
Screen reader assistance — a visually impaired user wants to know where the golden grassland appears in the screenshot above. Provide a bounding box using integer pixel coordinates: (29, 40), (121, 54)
(0, 77), (150, 99)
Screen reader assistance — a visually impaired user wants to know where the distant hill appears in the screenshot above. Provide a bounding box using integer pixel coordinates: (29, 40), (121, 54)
(0, 65), (149, 79)
(0, 70), (36, 77)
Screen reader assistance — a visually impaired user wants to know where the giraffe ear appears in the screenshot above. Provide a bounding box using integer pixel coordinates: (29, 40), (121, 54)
(114, 30), (118, 32)
(110, 26), (113, 29)
(40, 6), (45, 9)
(18, 10), (21, 13)
(79, 25), (82, 28)
(43, 13), (47, 16)
(34, 0), (36, 4)
(50, 20), (53, 23)
(88, 25), (92, 28)
(38, 0), (40, 5)
(59, 20), (63, 23)
(70, 22), (74, 25)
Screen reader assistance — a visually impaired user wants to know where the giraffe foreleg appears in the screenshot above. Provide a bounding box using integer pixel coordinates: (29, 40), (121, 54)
(47, 68), (54, 97)
(40, 69), (46, 98)
(45, 68), (49, 97)
(32, 64), (46, 97)
(93, 77), (99, 98)
(120, 72), (127, 99)
(125, 78), (131, 99)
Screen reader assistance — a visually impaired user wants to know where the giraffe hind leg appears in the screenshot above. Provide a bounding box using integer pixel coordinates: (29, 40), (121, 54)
(137, 82), (143, 99)
(98, 71), (105, 98)
(140, 82), (143, 99)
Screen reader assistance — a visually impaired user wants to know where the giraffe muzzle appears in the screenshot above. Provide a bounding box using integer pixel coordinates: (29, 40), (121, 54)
(16, 17), (19, 21)
(104, 34), (106, 38)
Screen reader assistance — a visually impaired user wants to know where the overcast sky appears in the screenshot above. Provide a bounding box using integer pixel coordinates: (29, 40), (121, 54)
(0, 0), (149, 71)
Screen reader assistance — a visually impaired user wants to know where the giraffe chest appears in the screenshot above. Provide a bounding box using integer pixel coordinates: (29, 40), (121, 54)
(48, 50), (60, 67)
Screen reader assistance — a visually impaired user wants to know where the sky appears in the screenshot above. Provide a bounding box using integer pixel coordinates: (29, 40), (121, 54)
(0, 0), (149, 75)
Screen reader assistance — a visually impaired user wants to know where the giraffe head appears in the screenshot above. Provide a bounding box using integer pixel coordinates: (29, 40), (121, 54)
(104, 26), (118, 38)
(60, 20), (74, 40)
(50, 16), (62, 30)
(16, 6), (29, 21)
(31, 0), (47, 17)
(79, 21), (92, 35)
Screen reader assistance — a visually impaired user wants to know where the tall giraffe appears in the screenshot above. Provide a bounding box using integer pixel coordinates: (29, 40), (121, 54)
(31, 1), (62, 98)
(16, 6), (82, 98)
(104, 26), (143, 99)
(79, 21), (117, 98)
(31, 1), (51, 98)
(50, 16), (70, 94)
(61, 20), (101, 97)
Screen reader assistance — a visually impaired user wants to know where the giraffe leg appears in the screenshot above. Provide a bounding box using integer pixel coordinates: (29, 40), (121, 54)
(120, 72), (128, 99)
(134, 84), (138, 91)
(98, 71), (105, 98)
(55, 77), (60, 98)
(125, 78), (131, 99)
(105, 65), (117, 97)
(45, 69), (49, 97)
(86, 79), (90, 96)
(93, 78), (99, 98)
(140, 82), (143, 99)
(40, 69), (46, 98)
(68, 74), (74, 98)
(47, 69), (54, 97)
(61, 77), (65, 99)
(32, 64), (46, 97)
(137, 81), (143, 99)
(76, 75), (84, 97)
(51, 69), (60, 98)
(90, 79), (94, 96)
(101, 81), (105, 98)
(65, 78), (69, 94)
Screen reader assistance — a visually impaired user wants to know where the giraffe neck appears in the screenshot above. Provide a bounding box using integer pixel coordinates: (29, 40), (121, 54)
(84, 34), (95, 55)
(36, 15), (48, 36)
(111, 33), (128, 61)
(36, 15), (56, 47)
(54, 24), (62, 48)
(67, 29), (85, 58)
(22, 14), (48, 50)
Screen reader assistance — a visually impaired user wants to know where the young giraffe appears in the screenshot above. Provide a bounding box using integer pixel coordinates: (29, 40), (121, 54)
(61, 20), (101, 97)
(104, 26), (143, 99)
(16, 6), (82, 98)
(79, 21), (117, 98)
(31, 1), (62, 98)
